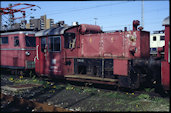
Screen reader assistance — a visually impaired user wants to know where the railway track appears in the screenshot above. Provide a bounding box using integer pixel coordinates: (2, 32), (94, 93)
(1, 73), (168, 98)
(1, 73), (170, 112)
(1, 93), (72, 112)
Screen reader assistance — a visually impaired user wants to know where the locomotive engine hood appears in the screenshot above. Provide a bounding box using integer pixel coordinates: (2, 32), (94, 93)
(78, 24), (102, 34)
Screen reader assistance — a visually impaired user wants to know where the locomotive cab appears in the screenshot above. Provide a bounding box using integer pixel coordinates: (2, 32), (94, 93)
(35, 25), (73, 77)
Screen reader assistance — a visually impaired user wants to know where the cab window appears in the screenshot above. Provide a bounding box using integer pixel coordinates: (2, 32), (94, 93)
(0, 37), (8, 44)
(25, 36), (36, 47)
(41, 37), (46, 52)
(48, 36), (61, 52)
(64, 33), (76, 49)
(14, 36), (20, 46)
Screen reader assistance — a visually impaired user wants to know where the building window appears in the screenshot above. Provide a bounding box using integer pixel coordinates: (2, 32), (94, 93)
(48, 36), (61, 52)
(153, 36), (156, 41)
(14, 36), (20, 46)
(0, 37), (8, 44)
(152, 48), (157, 52)
(160, 36), (165, 41)
(150, 48), (157, 52)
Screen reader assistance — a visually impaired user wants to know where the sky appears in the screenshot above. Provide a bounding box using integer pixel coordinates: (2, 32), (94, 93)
(1, 0), (170, 33)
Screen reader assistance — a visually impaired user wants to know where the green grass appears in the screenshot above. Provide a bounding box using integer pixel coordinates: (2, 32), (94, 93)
(14, 78), (44, 85)
(65, 84), (75, 90)
(65, 84), (98, 94)
(144, 88), (155, 93)
(137, 94), (151, 100)
(8, 74), (45, 85)
(82, 87), (98, 94)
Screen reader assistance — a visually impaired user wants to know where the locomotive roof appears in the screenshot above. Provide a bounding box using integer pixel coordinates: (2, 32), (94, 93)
(35, 26), (73, 37)
(162, 16), (170, 26)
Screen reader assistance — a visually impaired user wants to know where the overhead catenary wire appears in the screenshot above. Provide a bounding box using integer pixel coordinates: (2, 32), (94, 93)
(41, 7), (168, 24)
(1, 1), (168, 33)
(55, 7), (168, 29)
(30, 1), (168, 20)
(36, 7), (167, 26)
(21, 1), (168, 27)
(37, 1), (131, 16)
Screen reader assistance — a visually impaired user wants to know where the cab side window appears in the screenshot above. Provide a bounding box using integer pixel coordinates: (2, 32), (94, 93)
(64, 33), (76, 49)
(0, 37), (8, 44)
(25, 36), (36, 47)
(41, 37), (46, 52)
(48, 36), (61, 52)
(14, 36), (20, 46)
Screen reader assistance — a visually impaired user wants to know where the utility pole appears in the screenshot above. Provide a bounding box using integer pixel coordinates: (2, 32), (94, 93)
(9, 3), (14, 29)
(94, 18), (98, 25)
(141, 0), (144, 28)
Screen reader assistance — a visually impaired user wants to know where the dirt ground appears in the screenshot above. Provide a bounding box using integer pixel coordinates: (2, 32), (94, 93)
(1, 74), (170, 112)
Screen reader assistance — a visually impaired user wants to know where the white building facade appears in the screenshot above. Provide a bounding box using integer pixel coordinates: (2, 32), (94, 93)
(150, 30), (165, 55)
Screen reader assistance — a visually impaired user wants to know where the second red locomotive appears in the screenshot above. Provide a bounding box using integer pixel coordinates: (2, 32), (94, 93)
(0, 29), (36, 74)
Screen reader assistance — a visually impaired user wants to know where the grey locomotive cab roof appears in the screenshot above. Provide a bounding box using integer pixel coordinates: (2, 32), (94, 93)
(35, 26), (71, 37)
(162, 16), (170, 26)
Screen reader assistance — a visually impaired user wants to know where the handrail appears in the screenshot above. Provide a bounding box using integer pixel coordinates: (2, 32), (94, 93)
(36, 45), (39, 60)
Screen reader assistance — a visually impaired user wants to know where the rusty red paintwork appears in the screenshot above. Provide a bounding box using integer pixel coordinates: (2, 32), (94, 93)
(0, 31), (36, 69)
(1, 94), (71, 112)
(113, 59), (128, 76)
(161, 61), (170, 90)
(79, 24), (102, 34)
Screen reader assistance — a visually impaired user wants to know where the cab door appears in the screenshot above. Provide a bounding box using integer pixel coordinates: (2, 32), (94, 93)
(47, 36), (62, 76)
(35, 36), (47, 75)
(36, 36), (62, 76)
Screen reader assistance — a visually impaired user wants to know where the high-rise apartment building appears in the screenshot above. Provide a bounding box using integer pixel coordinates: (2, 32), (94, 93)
(46, 19), (54, 29)
(30, 18), (41, 30)
(26, 15), (54, 30)
(26, 23), (30, 29)
(40, 15), (47, 30)
(5, 15), (55, 30)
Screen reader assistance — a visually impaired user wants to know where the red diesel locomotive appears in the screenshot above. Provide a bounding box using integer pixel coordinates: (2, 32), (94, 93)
(0, 29), (36, 74)
(35, 20), (163, 89)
